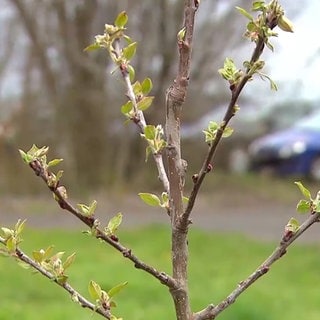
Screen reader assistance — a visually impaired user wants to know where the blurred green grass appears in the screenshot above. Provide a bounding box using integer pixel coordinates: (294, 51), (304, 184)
(1, 225), (320, 319)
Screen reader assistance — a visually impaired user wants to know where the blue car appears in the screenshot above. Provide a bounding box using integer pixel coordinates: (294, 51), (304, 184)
(249, 111), (320, 180)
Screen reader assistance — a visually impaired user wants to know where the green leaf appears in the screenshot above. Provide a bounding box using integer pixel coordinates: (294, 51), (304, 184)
(294, 181), (312, 200)
(177, 27), (186, 41)
(106, 213), (123, 235)
(33, 145), (49, 158)
(84, 43), (101, 52)
(235, 6), (253, 21)
(108, 281), (128, 298)
(88, 200), (97, 216)
(114, 11), (128, 28)
(19, 149), (33, 164)
(127, 64), (135, 82)
(138, 193), (161, 207)
(6, 237), (16, 252)
(121, 101), (133, 115)
(32, 250), (44, 263)
(315, 199), (320, 213)
(56, 170), (64, 182)
(137, 96), (154, 111)
(43, 245), (55, 260)
(123, 35), (133, 44)
(122, 42), (137, 61)
(285, 217), (300, 232)
(88, 280), (102, 301)
(252, 1), (266, 11)
(56, 274), (68, 285)
(77, 203), (89, 215)
(132, 81), (142, 95)
(296, 199), (311, 214)
(47, 159), (63, 168)
(222, 126), (234, 138)
(269, 78), (278, 91)
(141, 78), (153, 95)
(1, 227), (13, 238)
(63, 252), (76, 270)
(208, 121), (219, 132)
(143, 125), (156, 140)
(15, 219), (26, 235)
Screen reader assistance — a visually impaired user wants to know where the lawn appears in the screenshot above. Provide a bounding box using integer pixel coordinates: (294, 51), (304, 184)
(1, 225), (320, 319)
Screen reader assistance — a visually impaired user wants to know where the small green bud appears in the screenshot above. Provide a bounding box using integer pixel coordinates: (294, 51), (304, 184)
(278, 15), (294, 33)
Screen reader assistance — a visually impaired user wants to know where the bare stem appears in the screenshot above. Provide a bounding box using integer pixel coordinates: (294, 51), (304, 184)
(194, 212), (320, 320)
(0, 237), (111, 319)
(28, 159), (176, 290)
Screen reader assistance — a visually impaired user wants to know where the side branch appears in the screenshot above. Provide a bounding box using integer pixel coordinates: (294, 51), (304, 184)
(183, 34), (265, 225)
(114, 40), (170, 194)
(194, 212), (320, 320)
(0, 238), (111, 319)
(29, 159), (176, 290)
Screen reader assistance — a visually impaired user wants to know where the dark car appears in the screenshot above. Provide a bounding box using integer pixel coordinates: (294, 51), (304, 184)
(249, 111), (320, 180)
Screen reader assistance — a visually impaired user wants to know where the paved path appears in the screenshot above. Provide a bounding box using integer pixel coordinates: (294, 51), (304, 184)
(1, 194), (320, 243)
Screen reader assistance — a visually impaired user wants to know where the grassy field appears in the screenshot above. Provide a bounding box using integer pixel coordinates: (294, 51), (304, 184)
(1, 225), (320, 319)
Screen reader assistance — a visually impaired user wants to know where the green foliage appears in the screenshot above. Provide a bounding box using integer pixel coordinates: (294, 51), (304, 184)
(114, 11), (128, 29)
(140, 125), (166, 161)
(177, 27), (186, 41)
(203, 121), (233, 144)
(138, 193), (161, 207)
(218, 58), (243, 87)
(122, 42), (137, 61)
(284, 217), (300, 234)
(88, 279), (127, 315)
(32, 246), (76, 284)
(294, 181), (320, 214)
(105, 213), (123, 236)
(77, 200), (97, 217)
(237, 1), (294, 50)
(19, 145), (64, 190)
(1, 219), (26, 253)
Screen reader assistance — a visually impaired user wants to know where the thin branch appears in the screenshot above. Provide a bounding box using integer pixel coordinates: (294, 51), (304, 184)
(0, 237), (111, 319)
(194, 212), (320, 320)
(113, 40), (170, 194)
(28, 159), (176, 290)
(183, 23), (271, 227)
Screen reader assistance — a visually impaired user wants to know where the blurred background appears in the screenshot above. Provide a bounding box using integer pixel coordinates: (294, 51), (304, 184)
(1, 0), (320, 194)
(2, 2), (320, 320)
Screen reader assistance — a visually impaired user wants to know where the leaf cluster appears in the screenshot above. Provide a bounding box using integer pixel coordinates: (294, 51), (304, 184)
(237, 0), (293, 51)
(121, 77), (154, 118)
(88, 280), (127, 318)
(0, 219), (26, 253)
(203, 121), (233, 145)
(140, 125), (166, 161)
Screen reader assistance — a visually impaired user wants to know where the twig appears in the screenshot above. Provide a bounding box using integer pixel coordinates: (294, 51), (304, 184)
(28, 159), (176, 290)
(194, 212), (320, 320)
(183, 26), (271, 227)
(0, 237), (111, 319)
(114, 40), (170, 194)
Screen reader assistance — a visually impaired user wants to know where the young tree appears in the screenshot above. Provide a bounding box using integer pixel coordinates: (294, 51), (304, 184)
(2, 1), (318, 320)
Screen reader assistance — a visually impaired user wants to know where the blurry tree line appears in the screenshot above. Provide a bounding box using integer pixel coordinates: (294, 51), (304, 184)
(0, 0), (248, 193)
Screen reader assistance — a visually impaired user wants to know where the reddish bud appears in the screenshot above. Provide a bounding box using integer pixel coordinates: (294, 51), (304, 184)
(206, 163), (213, 173)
